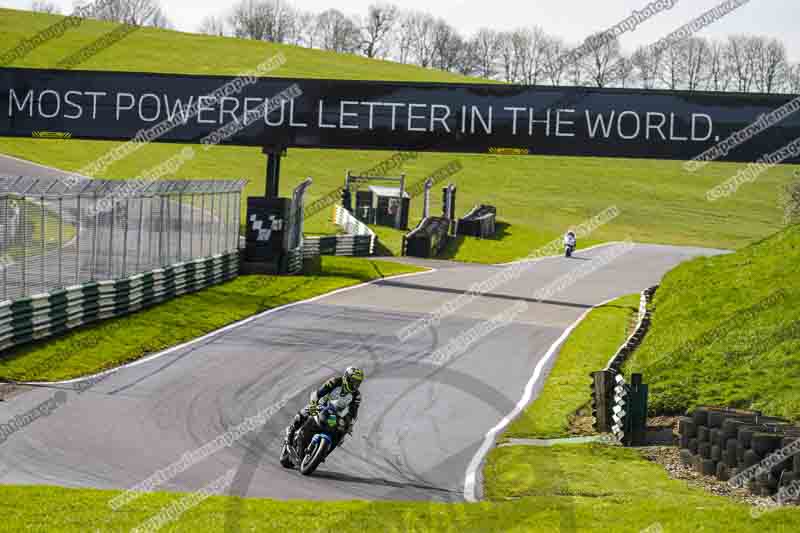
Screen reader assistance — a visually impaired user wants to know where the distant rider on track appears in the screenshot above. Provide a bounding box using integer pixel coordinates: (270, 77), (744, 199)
(564, 230), (577, 257)
(284, 366), (364, 450)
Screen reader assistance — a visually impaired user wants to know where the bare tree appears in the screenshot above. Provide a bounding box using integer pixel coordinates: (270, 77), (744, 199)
(30, 0), (60, 14)
(95, 0), (163, 26)
(360, 3), (398, 58)
(392, 12), (414, 64)
(516, 27), (547, 86)
(431, 19), (463, 72)
(198, 15), (227, 36)
(660, 43), (685, 90)
(788, 64), (800, 94)
(454, 38), (479, 76)
(229, 0), (295, 43)
(584, 32), (621, 87)
(405, 11), (436, 67)
(315, 9), (360, 53)
(543, 36), (567, 86)
(706, 40), (731, 92)
(229, 0), (269, 40)
(288, 11), (317, 48)
(616, 56), (635, 88)
(682, 37), (710, 91)
(752, 38), (788, 93)
(496, 32), (517, 82)
(631, 46), (662, 89)
(471, 28), (500, 79)
(726, 35), (759, 92)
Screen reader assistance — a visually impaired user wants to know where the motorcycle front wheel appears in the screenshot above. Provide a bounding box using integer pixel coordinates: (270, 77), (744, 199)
(300, 438), (329, 476)
(279, 444), (293, 468)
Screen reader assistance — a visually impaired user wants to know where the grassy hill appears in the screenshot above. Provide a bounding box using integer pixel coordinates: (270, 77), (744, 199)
(0, 8), (475, 82)
(1, 8), (798, 262)
(628, 224), (800, 420)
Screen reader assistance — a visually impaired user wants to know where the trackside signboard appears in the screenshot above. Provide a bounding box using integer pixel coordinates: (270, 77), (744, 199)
(2, 66), (800, 163)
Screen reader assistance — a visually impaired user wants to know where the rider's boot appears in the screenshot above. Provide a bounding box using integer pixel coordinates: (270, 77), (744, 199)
(285, 412), (305, 447)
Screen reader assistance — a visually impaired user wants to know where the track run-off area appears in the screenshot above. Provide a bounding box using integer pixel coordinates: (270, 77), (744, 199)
(0, 160), (724, 502)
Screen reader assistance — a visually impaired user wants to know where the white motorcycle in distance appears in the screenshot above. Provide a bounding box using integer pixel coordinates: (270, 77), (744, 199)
(564, 232), (577, 258)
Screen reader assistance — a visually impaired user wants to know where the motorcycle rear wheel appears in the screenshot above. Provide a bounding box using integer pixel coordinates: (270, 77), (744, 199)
(300, 438), (329, 476)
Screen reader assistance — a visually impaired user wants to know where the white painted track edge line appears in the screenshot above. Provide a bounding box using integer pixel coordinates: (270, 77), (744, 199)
(463, 295), (619, 503)
(20, 267), (437, 386)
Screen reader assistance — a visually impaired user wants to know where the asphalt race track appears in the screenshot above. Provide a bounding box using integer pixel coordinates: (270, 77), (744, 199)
(0, 154), (725, 503)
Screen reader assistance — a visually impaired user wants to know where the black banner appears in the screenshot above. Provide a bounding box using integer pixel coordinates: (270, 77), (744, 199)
(2, 66), (800, 163)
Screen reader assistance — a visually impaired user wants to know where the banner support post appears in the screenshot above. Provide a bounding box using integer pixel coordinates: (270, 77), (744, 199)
(263, 146), (286, 199)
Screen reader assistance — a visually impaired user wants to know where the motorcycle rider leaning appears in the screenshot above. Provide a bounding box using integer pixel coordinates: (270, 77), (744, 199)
(564, 230), (577, 248)
(285, 366), (364, 449)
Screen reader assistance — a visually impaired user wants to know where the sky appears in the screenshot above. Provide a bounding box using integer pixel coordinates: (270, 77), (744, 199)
(3, 0), (800, 62)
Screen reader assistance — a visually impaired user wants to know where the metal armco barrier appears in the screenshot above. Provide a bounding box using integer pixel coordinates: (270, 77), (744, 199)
(403, 216), (450, 258)
(0, 251), (238, 352)
(457, 204), (497, 238)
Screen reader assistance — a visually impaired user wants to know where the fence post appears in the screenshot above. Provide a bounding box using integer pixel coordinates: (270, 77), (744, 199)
(91, 191), (99, 280)
(235, 189), (242, 251)
(225, 191), (232, 253)
(40, 195), (45, 292)
(21, 197), (27, 295)
(629, 373), (649, 446)
(591, 370), (615, 433)
(210, 192), (218, 255)
(108, 198), (115, 279)
(177, 190), (183, 262)
(58, 196), (63, 288)
(189, 191), (194, 259)
(199, 193), (206, 257)
(165, 193), (171, 265)
(122, 198), (129, 277)
(75, 193), (81, 284)
(158, 195), (165, 267)
(136, 196), (144, 274)
(2, 196), (8, 301)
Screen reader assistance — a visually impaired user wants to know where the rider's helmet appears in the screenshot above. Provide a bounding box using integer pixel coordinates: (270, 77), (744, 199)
(342, 366), (364, 393)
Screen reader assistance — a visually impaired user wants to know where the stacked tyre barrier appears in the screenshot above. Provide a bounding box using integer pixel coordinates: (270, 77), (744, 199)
(403, 217), (450, 258)
(301, 205), (376, 260)
(677, 406), (800, 500)
(302, 235), (373, 258)
(286, 248), (304, 274)
(0, 252), (238, 352)
(456, 205), (496, 238)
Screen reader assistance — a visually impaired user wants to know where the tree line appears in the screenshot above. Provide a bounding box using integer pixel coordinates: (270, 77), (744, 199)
(31, 0), (171, 29)
(198, 0), (800, 94)
(29, 0), (800, 94)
